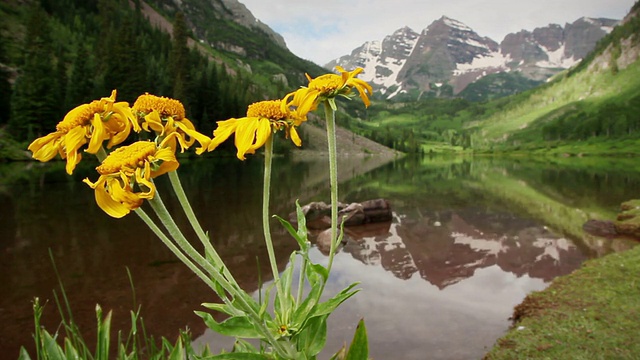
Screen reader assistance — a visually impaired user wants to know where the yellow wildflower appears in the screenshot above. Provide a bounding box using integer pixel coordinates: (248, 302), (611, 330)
(207, 99), (306, 160)
(132, 93), (210, 154)
(83, 139), (179, 218)
(27, 90), (134, 175)
(285, 66), (373, 114)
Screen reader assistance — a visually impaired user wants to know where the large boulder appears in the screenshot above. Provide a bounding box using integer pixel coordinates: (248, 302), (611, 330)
(290, 199), (392, 230)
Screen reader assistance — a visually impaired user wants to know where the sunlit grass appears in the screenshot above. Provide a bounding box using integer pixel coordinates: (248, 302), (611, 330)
(485, 245), (640, 360)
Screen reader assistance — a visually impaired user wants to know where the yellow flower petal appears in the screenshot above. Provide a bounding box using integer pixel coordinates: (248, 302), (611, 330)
(87, 113), (107, 154)
(28, 132), (63, 162)
(208, 119), (239, 152)
(107, 178), (144, 212)
(175, 118), (211, 154)
(289, 126), (302, 147)
(250, 117), (272, 153)
(234, 117), (259, 160)
(142, 111), (165, 134)
(64, 126), (88, 174)
(87, 178), (131, 218)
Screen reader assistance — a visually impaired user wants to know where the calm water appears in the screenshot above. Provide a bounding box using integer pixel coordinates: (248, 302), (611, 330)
(1, 155), (638, 359)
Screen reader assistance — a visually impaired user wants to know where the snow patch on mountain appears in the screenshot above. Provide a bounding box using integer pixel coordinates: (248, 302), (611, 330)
(536, 45), (579, 68)
(454, 51), (510, 75)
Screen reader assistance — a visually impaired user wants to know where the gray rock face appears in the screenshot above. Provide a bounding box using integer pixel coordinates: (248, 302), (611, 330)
(327, 15), (619, 99)
(215, 0), (287, 49)
(156, 0), (287, 50)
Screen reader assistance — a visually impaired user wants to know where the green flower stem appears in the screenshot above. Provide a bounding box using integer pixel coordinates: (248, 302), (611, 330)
(262, 136), (286, 303)
(147, 191), (233, 295)
(96, 146), (108, 162)
(148, 185), (291, 357)
(168, 170), (237, 286)
(133, 208), (219, 294)
(323, 101), (339, 274)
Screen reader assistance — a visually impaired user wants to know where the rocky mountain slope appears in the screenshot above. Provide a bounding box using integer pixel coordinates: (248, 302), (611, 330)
(326, 16), (619, 99)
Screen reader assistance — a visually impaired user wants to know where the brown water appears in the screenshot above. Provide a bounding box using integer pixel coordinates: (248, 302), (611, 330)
(1, 155), (638, 359)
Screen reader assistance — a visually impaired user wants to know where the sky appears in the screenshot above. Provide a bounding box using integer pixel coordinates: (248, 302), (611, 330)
(238, 0), (636, 66)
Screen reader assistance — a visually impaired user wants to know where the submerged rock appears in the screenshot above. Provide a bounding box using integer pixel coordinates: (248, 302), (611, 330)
(582, 219), (618, 238)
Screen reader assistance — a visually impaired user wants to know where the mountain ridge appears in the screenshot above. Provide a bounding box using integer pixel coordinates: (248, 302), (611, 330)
(326, 15), (619, 100)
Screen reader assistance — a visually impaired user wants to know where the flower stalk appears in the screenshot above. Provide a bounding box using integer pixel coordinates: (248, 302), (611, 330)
(262, 135), (286, 303)
(168, 170), (237, 286)
(324, 100), (340, 274)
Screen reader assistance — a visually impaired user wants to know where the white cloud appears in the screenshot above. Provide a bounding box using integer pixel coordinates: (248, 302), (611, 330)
(239, 0), (636, 66)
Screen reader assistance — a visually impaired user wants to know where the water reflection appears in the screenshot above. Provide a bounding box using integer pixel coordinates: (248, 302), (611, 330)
(341, 209), (584, 289)
(1, 155), (638, 359)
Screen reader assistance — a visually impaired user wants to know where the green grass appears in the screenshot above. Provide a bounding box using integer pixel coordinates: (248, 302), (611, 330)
(484, 137), (640, 157)
(484, 244), (640, 360)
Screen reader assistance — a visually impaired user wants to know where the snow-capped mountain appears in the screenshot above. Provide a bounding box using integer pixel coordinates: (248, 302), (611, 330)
(326, 16), (619, 99)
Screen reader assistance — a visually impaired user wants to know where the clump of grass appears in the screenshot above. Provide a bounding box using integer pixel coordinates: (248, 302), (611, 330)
(484, 245), (640, 359)
(19, 250), (203, 360)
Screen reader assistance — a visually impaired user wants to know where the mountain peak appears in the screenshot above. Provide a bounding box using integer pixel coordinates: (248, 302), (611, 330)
(437, 16), (473, 32)
(327, 15), (619, 100)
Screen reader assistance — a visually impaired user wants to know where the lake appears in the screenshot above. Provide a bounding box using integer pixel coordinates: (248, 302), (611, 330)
(1, 154), (638, 359)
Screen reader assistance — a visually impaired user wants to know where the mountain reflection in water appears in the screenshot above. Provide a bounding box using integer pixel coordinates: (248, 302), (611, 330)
(340, 208), (584, 289)
(2, 155), (639, 359)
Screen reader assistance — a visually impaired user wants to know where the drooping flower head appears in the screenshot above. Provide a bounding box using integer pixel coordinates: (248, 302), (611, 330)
(207, 99), (307, 160)
(132, 93), (210, 154)
(285, 66), (373, 114)
(83, 139), (179, 218)
(27, 90), (135, 174)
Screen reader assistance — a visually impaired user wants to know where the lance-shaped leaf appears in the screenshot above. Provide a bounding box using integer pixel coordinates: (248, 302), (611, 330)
(195, 311), (263, 339)
(311, 283), (360, 318)
(293, 314), (328, 357)
(345, 319), (369, 360)
(203, 353), (271, 359)
(291, 282), (323, 328)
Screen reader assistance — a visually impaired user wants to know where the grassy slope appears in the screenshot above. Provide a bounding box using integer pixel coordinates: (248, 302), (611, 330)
(472, 59), (640, 140)
(484, 244), (640, 360)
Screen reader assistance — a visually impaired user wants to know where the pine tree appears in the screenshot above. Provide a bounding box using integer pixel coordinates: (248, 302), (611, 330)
(103, 17), (147, 103)
(0, 32), (12, 126)
(66, 45), (94, 107)
(169, 11), (189, 103)
(54, 49), (68, 117)
(9, 4), (59, 140)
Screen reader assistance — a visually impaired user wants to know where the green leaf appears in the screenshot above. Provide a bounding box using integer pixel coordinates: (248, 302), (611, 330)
(274, 215), (307, 252)
(201, 302), (236, 315)
(18, 347), (32, 360)
(345, 319), (369, 360)
(201, 353), (270, 360)
(195, 312), (263, 339)
(291, 283), (322, 327)
(63, 338), (79, 360)
(95, 306), (112, 360)
(168, 336), (184, 360)
(294, 200), (309, 249)
(306, 263), (328, 285)
(258, 283), (274, 319)
(294, 314), (328, 357)
(232, 339), (259, 353)
(312, 283), (360, 318)
(278, 252), (297, 313)
(42, 330), (66, 359)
